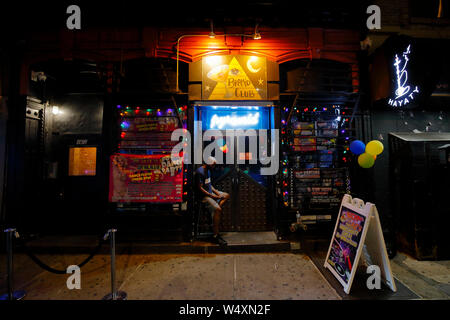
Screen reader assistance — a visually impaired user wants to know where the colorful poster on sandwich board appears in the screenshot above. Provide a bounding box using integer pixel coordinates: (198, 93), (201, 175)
(324, 194), (397, 294)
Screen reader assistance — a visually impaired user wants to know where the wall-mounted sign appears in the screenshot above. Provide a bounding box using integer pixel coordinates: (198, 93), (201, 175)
(68, 147), (97, 176)
(210, 112), (260, 129)
(388, 44), (420, 107)
(370, 35), (444, 109)
(202, 55), (267, 100)
(109, 154), (183, 203)
(120, 117), (179, 132)
(201, 106), (268, 130)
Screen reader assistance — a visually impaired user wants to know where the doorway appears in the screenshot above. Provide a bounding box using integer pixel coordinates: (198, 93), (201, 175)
(194, 105), (276, 232)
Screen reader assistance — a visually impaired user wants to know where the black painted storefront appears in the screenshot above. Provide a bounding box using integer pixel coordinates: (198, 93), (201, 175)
(368, 36), (450, 259)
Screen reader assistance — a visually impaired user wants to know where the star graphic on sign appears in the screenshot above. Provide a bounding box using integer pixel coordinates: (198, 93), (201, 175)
(205, 85), (210, 91)
(258, 78), (264, 85)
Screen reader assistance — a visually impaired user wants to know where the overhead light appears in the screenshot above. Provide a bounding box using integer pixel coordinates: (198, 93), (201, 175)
(205, 55), (222, 66)
(253, 23), (261, 40)
(209, 20), (216, 38)
(52, 106), (60, 115)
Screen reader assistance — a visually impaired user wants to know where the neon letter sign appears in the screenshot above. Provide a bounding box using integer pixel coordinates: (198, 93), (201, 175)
(388, 44), (419, 107)
(209, 112), (260, 129)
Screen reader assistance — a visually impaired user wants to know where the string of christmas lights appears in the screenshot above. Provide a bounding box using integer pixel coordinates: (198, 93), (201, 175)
(279, 104), (354, 212)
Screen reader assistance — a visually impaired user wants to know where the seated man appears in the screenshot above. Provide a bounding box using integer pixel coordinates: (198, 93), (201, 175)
(195, 156), (230, 246)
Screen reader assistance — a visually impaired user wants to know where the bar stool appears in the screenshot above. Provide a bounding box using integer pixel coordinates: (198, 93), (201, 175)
(192, 172), (214, 240)
(193, 198), (214, 240)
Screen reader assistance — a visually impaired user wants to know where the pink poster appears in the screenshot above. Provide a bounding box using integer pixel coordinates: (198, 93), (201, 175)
(109, 154), (183, 203)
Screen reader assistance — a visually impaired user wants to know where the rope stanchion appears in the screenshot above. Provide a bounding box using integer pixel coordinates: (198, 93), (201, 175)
(2, 227), (125, 299)
(102, 229), (127, 300)
(17, 233), (105, 275)
(0, 228), (26, 300)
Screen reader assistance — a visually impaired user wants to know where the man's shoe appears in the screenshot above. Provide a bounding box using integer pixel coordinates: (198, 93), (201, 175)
(213, 234), (227, 246)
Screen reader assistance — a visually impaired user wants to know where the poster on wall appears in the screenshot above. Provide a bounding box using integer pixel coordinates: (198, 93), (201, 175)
(109, 154), (183, 203)
(68, 147), (97, 176)
(120, 117), (179, 132)
(324, 194), (397, 294)
(202, 55), (267, 100)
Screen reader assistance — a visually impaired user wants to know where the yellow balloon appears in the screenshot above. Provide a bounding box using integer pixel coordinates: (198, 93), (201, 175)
(358, 153), (375, 168)
(366, 140), (384, 156)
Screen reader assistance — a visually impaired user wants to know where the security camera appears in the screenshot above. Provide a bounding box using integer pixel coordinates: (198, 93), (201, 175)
(360, 37), (372, 50)
(37, 72), (47, 82)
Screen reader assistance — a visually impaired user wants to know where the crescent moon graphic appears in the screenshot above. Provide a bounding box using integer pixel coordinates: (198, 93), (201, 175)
(247, 59), (261, 73)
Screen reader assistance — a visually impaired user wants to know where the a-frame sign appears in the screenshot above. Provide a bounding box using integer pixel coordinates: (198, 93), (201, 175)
(324, 194), (397, 294)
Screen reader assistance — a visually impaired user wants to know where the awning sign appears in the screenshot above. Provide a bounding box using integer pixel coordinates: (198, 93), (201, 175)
(202, 55), (267, 100)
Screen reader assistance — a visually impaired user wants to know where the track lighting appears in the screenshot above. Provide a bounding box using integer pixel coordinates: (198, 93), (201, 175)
(209, 20), (216, 38)
(253, 23), (261, 40)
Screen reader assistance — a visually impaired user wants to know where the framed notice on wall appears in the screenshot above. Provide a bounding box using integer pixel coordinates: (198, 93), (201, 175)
(109, 154), (183, 203)
(324, 194), (397, 294)
(68, 147), (97, 176)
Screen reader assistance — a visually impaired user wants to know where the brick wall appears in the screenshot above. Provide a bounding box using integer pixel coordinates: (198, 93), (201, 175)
(367, 0), (450, 54)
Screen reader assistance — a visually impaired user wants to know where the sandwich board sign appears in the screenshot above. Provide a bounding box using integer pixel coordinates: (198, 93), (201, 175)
(324, 194), (397, 294)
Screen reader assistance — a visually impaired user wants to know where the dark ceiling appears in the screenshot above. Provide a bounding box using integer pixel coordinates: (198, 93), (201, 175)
(2, 0), (369, 36)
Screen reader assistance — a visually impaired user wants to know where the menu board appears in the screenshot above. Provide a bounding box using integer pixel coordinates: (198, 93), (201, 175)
(109, 154), (183, 203)
(68, 147), (97, 176)
(326, 207), (366, 284)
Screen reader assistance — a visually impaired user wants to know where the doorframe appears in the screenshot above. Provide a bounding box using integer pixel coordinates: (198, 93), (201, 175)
(191, 102), (278, 232)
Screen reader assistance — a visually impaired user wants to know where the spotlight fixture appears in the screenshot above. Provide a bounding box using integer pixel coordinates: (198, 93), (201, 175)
(209, 19), (216, 38)
(52, 106), (60, 115)
(253, 23), (261, 40)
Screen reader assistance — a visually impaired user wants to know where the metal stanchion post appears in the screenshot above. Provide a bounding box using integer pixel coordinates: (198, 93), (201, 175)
(102, 229), (127, 300)
(0, 228), (26, 300)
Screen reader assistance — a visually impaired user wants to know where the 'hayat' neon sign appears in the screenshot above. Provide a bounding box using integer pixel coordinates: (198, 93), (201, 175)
(209, 112), (260, 129)
(388, 44), (420, 107)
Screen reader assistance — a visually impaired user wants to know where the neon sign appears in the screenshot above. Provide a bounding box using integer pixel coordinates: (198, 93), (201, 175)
(209, 112), (260, 129)
(388, 44), (420, 107)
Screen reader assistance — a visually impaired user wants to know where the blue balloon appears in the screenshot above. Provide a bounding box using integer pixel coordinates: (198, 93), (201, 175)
(350, 140), (366, 155)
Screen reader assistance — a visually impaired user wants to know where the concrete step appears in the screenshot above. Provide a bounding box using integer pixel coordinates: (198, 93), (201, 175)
(15, 232), (293, 254)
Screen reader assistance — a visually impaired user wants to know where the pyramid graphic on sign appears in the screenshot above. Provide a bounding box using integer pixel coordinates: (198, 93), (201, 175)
(208, 57), (262, 100)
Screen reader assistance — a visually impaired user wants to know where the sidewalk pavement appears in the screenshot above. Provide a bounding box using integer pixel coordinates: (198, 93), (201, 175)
(0, 252), (340, 300)
(0, 234), (449, 300)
